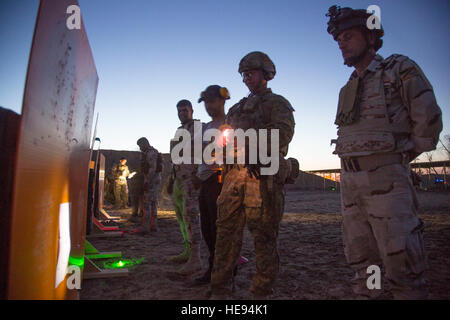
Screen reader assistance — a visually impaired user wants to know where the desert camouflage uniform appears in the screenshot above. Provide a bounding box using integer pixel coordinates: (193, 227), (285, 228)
(211, 88), (295, 297)
(171, 119), (202, 268)
(334, 54), (442, 299)
(114, 163), (130, 208)
(141, 146), (161, 231)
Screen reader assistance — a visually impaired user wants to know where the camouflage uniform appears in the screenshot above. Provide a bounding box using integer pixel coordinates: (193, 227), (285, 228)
(113, 163), (130, 208)
(334, 54), (442, 299)
(170, 119), (202, 271)
(140, 146), (162, 231)
(326, 6), (443, 299)
(104, 166), (116, 205)
(211, 86), (295, 297)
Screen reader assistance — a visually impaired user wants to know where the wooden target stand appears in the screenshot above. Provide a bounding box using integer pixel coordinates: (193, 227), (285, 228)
(83, 150), (128, 279)
(87, 151), (123, 238)
(82, 239), (127, 279)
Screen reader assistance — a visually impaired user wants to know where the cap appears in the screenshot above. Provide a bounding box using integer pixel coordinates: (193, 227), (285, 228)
(198, 85), (230, 103)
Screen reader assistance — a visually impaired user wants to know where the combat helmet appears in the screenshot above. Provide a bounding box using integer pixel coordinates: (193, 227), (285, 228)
(326, 5), (384, 50)
(238, 51), (276, 81)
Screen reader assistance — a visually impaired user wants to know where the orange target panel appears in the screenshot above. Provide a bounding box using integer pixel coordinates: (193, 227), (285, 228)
(7, 0), (98, 299)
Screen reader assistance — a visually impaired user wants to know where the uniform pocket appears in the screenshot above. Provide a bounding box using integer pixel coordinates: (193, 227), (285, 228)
(335, 131), (396, 157)
(405, 227), (427, 274)
(243, 175), (262, 208)
(217, 171), (244, 220)
(386, 232), (427, 275)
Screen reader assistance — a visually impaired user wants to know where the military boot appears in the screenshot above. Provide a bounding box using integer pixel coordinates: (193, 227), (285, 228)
(177, 242), (202, 275)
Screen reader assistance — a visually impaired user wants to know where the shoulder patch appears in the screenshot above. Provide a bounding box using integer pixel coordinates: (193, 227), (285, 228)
(382, 54), (409, 69)
(382, 54), (424, 82)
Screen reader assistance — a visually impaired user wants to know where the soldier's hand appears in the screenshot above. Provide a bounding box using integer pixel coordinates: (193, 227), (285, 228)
(245, 164), (260, 179)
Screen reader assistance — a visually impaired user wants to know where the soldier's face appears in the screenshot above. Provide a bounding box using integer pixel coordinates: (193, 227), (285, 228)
(120, 159), (127, 165)
(337, 28), (368, 66)
(177, 105), (193, 123)
(242, 69), (267, 94)
(204, 97), (225, 118)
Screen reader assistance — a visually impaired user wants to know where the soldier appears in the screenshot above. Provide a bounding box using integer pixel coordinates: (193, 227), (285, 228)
(326, 6), (442, 299)
(210, 52), (296, 299)
(168, 99), (202, 275)
(113, 157), (130, 209)
(104, 163), (116, 205)
(192, 85), (230, 285)
(135, 137), (162, 233)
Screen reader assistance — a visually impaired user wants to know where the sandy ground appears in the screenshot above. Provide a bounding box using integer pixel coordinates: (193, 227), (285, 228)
(80, 190), (450, 300)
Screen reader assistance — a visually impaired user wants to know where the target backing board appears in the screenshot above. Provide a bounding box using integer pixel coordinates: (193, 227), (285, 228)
(7, 0), (98, 299)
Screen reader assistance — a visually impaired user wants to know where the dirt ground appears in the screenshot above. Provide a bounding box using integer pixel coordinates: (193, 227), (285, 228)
(80, 190), (450, 300)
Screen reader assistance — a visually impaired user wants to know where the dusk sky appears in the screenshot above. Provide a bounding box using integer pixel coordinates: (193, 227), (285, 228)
(1, 0), (448, 170)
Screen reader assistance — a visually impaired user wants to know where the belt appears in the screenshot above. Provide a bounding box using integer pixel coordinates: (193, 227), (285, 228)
(341, 153), (403, 172)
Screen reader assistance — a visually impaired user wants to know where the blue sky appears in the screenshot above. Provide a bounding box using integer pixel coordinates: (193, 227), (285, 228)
(1, 0), (448, 170)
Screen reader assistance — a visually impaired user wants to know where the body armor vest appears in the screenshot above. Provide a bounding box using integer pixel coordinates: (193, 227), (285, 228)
(334, 55), (412, 157)
(227, 89), (293, 157)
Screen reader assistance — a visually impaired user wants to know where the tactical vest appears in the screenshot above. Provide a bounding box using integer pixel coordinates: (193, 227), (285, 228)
(334, 55), (411, 158)
(115, 164), (128, 182)
(227, 89), (294, 157)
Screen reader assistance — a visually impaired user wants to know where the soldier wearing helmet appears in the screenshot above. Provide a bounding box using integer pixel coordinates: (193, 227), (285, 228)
(327, 5), (384, 67)
(134, 137), (162, 234)
(210, 51), (296, 299)
(326, 5), (442, 299)
(113, 157), (130, 209)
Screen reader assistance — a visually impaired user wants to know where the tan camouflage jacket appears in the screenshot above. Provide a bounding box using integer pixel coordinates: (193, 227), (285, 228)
(114, 164), (129, 184)
(141, 145), (161, 189)
(170, 119), (201, 182)
(334, 54), (442, 158)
